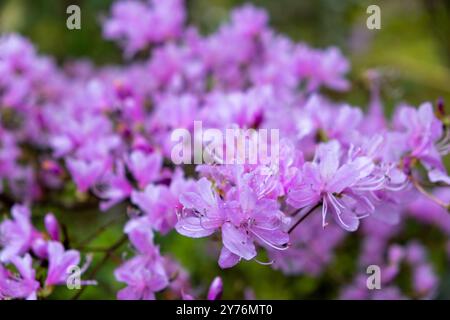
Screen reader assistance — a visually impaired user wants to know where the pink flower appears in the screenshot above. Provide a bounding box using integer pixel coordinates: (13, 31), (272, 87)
(115, 218), (169, 300)
(176, 178), (289, 268)
(94, 161), (132, 211)
(218, 185), (289, 268)
(395, 102), (450, 184)
(176, 177), (226, 238)
(131, 169), (195, 234)
(126, 150), (162, 189)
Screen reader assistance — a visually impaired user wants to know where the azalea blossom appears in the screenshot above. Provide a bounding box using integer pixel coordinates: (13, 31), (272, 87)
(0, 254), (40, 300)
(287, 140), (382, 231)
(176, 177), (289, 268)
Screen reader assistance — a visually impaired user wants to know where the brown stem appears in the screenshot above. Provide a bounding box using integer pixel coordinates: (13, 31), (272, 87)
(288, 203), (321, 234)
(410, 175), (449, 210)
(76, 215), (124, 250)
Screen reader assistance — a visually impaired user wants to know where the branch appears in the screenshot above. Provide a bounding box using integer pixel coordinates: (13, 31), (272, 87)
(75, 214), (124, 250)
(71, 235), (128, 300)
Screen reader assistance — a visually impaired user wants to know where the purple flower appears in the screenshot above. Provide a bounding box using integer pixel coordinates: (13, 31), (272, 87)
(395, 102), (450, 184)
(103, 0), (186, 56)
(408, 188), (450, 234)
(132, 185), (177, 233)
(66, 158), (107, 193)
(218, 186), (289, 268)
(44, 213), (60, 242)
(115, 254), (168, 300)
(115, 218), (169, 300)
(294, 46), (350, 92)
(176, 177), (226, 238)
(0, 205), (34, 262)
(269, 213), (345, 275)
(0, 254), (40, 300)
(94, 161), (132, 211)
(131, 170), (194, 234)
(126, 150), (162, 189)
(287, 140), (380, 231)
(45, 241), (80, 286)
(176, 177), (288, 268)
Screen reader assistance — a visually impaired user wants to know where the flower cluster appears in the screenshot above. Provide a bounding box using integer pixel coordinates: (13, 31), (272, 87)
(0, 205), (90, 299)
(0, 0), (449, 300)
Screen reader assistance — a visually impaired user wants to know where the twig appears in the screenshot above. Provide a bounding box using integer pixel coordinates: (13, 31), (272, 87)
(72, 235), (128, 300)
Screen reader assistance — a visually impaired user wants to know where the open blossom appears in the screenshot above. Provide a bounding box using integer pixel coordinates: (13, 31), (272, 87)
(66, 158), (107, 193)
(395, 102), (450, 184)
(115, 218), (169, 300)
(103, 0), (186, 56)
(396, 102), (442, 156)
(0, 205), (65, 263)
(126, 150), (162, 189)
(132, 184), (178, 233)
(0, 205), (34, 262)
(94, 161), (133, 211)
(287, 140), (382, 231)
(0, 204), (92, 296)
(131, 169), (195, 234)
(175, 178), (225, 238)
(45, 241), (80, 287)
(176, 177), (289, 268)
(0, 254), (40, 300)
(44, 213), (60, 242)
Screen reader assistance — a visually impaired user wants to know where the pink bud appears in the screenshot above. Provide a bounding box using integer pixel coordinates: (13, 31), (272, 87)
(388, 245), (404, 265)
(45, 213), (60, 241)
(207, 276), (223, 300)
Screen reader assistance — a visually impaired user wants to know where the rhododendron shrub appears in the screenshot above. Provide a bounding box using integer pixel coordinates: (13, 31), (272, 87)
(0, 0), (449, 300)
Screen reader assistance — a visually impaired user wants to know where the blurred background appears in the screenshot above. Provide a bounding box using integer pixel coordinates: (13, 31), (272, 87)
(1, 0), (450, 108)
(1, 0), (449, 299)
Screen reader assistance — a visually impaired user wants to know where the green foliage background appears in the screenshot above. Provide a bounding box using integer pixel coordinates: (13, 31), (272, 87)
(1, 0), (449, 299)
